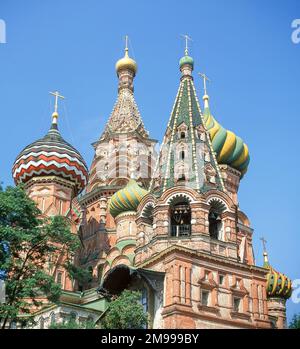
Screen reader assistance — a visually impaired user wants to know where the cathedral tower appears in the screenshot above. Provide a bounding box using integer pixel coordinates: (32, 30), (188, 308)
(262, 248), (292, 328)
(12, 91), (88, 290)
(77, 38), (156, 288)
(130, 46), (279, 328)
(87, 37), (156, 192)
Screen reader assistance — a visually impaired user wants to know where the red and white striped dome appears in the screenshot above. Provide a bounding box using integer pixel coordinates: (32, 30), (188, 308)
(12, 120), (88, 194)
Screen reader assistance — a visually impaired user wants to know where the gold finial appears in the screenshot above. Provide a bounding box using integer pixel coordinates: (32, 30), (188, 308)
(260, 236), (269, 266)
(116, 35), (137, 76)
(125, 35), (129, 55)
(181, 34), (192, 56)
(49, 91), (65, 124)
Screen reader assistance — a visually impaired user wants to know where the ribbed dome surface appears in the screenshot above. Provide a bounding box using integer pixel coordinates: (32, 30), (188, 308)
(203, 105), (250, 175)
(109, 179), (148, 218)
(116, 49), (137, 75)
(266, 267), (292, 300)
(12, 125), (88, 194)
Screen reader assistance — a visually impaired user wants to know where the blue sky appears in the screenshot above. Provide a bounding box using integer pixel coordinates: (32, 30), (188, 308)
(1, 0), (299, 322)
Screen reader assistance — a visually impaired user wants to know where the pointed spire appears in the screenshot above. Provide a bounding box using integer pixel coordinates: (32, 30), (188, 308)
(150, 52), (225, 195)
(49, 91), (65, 129)
(100, 39), (149, 139)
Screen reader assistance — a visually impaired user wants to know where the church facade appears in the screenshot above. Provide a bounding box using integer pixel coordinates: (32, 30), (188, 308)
(11, 39), (292, 329)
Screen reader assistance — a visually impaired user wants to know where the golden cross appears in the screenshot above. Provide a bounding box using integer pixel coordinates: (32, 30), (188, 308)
(49, 91), (65, 114)
(181, 34), (192, 56)
(199, 73), (210, 95)
(260, 237), (267, 253)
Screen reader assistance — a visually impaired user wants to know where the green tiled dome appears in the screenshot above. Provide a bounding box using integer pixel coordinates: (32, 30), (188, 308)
(179, 55), (194, 69)
(109, 179), (148, 218)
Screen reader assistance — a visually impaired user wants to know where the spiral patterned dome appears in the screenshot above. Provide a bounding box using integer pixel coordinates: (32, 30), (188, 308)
(12, 120), (88, 194)
(203, 96), (250, 176)
(266, 267), (292, 300)
(109, 179), (148, 218)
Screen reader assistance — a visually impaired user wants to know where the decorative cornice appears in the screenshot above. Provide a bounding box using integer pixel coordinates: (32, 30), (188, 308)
(78, 185), (122, 207)
(136, 244), (267, 275)
(219, 164), (241, 177)
(25, 175), (76, 190)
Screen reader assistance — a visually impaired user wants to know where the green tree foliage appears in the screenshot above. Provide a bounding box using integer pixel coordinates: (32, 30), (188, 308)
(0, 185), (81, 328)
(66, 262), (93, 288)
(101, 290), (148, 329)
(289, 313), (300, 329)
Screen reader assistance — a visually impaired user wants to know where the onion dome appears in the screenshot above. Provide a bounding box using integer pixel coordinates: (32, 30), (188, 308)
(12, 104), (88, 194)
(115, 37), (137, 76)
(266, 268), (292, 299)
(263, 252), (292, 300)
(179, 35), (194, 70)
(202, 95), (250, 176)
(109, 179), (148, 218)
(179, 55), (194, 70)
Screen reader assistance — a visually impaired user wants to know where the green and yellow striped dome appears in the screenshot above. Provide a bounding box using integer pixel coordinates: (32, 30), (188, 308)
(109, 179), (148, 218)
(203, 96), (250, 176)
(263, 253), (292, 300)
(266, 267), (292, 299)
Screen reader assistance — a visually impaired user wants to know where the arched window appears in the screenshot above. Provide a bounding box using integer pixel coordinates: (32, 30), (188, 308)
(50, 312), (56, 325)
(208, 210), (222, 240)
(39, 317), (44, 329)
(207, 198), (226, 240)
(57, 271), (63, 285)
(180, 131), (186, 139)
(142, 203), (154, 225)
(170, 201), (191, 237)
(180, 150), (185, 160)
(179, 174), (185, 181)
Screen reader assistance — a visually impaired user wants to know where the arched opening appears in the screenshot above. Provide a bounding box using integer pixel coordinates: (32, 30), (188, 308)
(50, 312), (56, 325)
(178, 173), (186, 181)
(56, 271), (63, 285)
(207, 198), (226, 241)
(208, 210), (222, 240)
(180, 150), (185, 160)
(142, 203), (154, 225)
(170, 201), (191, 237)
(180, 131), (186, 139)
(39, 317), (44, 329)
